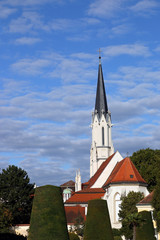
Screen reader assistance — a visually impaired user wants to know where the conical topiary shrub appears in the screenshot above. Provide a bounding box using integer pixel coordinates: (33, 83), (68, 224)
(28, 185), (69, 240)
(136, 211), (156, 240)
(83, 199), (114, 240)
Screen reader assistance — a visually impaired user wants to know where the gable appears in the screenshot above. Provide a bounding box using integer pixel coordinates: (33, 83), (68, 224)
(103, 157), (147, 188)
(91, 151), (123, 188)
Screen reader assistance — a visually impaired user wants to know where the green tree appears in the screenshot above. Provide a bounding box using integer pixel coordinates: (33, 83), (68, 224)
(131, 148), (160, 192)
(0, 165), (34, 225)
(123, 212), (144, 240)
(0, 206), (13, 233)
(152, 176), (160, 231)
(119, 191), (144, 240)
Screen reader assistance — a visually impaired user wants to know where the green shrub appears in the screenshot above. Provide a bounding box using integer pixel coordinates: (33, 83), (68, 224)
(83, 199), (114, 240)
(69, 232), (80, 240)
(136, 211), (156, 240)
(0, 233), (26, 240)
(114, 236), (122, 240)
(28, 185), (69, 240)
(112, 228), (121, 237)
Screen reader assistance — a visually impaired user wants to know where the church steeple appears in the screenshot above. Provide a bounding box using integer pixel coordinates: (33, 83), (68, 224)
(95, 59), (108, 119)
(90, 56), (114, 178)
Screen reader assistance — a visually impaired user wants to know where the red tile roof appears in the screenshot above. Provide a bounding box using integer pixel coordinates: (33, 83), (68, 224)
(83, 152), (116, 189)
(103, 157), (147, 187)
(65, 205), (86, 224)
(60, 180), (75, 187)
(65, 188), (105, 204)
(137, 191), (154, 205)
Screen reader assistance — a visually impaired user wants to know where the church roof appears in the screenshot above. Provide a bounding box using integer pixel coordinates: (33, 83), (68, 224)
(65, 188), (105, 204)
(83, 152), (116, 189)
(60, 180), (75, 187)
(137, 191), (154, 205)
(103, 157), (147, 188)
(64, 205), (86, 224)
(95, 60), (108, 119)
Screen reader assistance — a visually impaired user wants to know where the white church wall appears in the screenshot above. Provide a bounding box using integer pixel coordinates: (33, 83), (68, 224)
(103, 184), (149, 229)
(91, 151), (123, 188)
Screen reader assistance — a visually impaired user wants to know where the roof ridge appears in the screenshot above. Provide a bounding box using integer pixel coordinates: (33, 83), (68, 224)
(103, 157), (147, 187)
(87, 152), (116, 188)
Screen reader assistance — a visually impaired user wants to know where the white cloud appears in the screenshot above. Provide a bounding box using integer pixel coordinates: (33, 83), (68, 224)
(88, 0), (125, 18)
(11, 58), (51, 75)
(15, 37), (41, 45)
(102, 43), (151, 57)
(111, 23), (130, 36)
(0, 5), (16, 18)
(1, 0), (58, 7)
(9, 11), (49, 33)
(130, 0), (159, 15)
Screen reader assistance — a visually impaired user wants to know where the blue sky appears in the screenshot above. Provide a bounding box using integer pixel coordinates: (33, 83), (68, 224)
(0, 0), (160, 186)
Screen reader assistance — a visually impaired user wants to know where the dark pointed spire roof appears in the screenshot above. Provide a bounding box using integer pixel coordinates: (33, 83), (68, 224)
(95, 57), (108, 119)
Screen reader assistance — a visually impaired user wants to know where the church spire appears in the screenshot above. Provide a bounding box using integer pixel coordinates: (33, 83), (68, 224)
(90, 55), (114, 177)
(95, 56), (108, 119)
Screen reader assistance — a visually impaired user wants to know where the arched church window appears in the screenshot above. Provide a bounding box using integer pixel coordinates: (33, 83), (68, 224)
(115, 193), (121, 222)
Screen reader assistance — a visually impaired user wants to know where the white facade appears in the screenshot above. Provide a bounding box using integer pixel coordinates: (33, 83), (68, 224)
(103, 183), (149, 229)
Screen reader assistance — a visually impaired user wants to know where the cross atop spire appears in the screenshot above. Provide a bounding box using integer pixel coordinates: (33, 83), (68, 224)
(98, 48), (102, 64)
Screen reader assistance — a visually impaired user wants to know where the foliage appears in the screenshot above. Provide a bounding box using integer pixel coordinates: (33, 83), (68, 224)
(28, 185), (69, 240)
(0, 165), (34, 225)
(0, 205), (13, 233)
(112, 228), (121, 237)
(69, 232), (80, 240)
(0, 233), (27, 240)
(152, 176), (160, 231)
(136, 211), (156, 240)
(114, 237), (122, 240)
(73, 214), (85, 236)
(119, 191), (144, 239)
(131, 148), (160, 192)
(83, 199), (114, 240)
(123, 212), (144, 240)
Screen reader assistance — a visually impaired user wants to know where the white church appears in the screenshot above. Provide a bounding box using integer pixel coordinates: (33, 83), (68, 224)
(63, 56), (149, 230)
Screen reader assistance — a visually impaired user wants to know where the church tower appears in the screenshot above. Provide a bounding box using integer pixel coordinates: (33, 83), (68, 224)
(90, 56), (114, 177)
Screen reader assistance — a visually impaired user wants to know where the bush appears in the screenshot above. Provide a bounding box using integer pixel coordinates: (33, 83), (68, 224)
(28, 185), (69, 240)
(114, 236), (122, 240)
(112, 228), (121, 237)
(83, 199), (114, 240)
(136, 211), (156, 240)
(69, 232), (80, 240)
(112, 228), (122, 240)
(0, 233), (27, 240)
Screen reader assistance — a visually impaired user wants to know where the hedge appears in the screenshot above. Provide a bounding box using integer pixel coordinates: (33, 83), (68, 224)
(83, 199), (114, 240)
(136, 211), (156, 240)
(28, 185), (69, 240)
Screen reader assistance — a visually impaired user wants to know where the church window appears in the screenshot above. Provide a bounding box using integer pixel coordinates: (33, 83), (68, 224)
(130, 174), (134, 178)
(115, 193), (121, 222)
(102, 127), (104, 145)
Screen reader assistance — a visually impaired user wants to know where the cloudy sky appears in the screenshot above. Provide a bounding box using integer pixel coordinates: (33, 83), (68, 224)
(0, 0), (160, 186)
